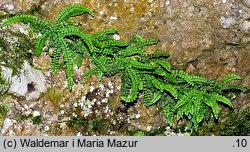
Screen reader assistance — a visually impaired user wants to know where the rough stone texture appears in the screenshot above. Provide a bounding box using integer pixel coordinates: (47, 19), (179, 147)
(0, 0), (250, 135)
(0, 0), (42, 14)
(127, 99), (167, 132)
(240, 0), (250, 8)
(1, 120), (41, 136)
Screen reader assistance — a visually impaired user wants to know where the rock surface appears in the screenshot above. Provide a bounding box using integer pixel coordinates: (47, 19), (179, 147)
(0, 0), (42, 14)
(2, 61), (46, 100)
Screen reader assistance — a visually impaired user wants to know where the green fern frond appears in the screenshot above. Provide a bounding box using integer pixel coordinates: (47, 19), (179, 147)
(144, 91), (162, 107)
(176, 106), (185, 120)
(173, 70), (207, 85)
(210, 92), (232, 107)
(220, 84), (247, 92)
(143, 90), (153, 107)
(82, 66), (99, 81)
(1, 14), (50, 30)
(104, 63), (121, 76)
(223, 74), (241, 83)
(121, 70), (131, 97)
(152, 59), (172, 72)
(51, 48), (61, 74)
(118, 46), (144, 57)
(2, 4), (245, 131)
(133, 35), (159, 46)
(67, 39), (88, 55)
(91, 48), (114, 55)
(57, 26), (93, 51)
(92, 28), (118, 38)
(97, 70), (103, 80)
(163, 106), (174, 126)
(188, 75), (208, 85)
(94, 39), (127, 48)
(34, 35), (47, 56)
(60, 40), (74, 90)
(90, 55), (107, 72)
(150, 77), (164, 90)
(162, 84), (178, 98)
(151, 78), (178, 98)
(185, 100), (195, 116)
(195, 106), (206, 125)
(56, 4), (94, 23)
(129, 59), (155, 70)
(139, 38), (159, 46)
(74, 53), (83, 68)
(121, 68), (139, 102)
(154, 68), (184, 84)
(203, 97), (219, 119)
(175, 91), (194, 109)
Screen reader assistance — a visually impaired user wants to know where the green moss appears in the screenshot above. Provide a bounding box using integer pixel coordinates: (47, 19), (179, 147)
(32, 115), (42, 125)
(91, 119), (104, 131)
(0, 11), (9, 20)
(68, 116), (89, 128)
(192, 108), (250, 136)
(68, 116), (106, 132)
(0, 30), (33, 75)
(130, 130), (146, 136)
(0, 71), (10, 95)
(27, 5), (42, 15)
(0, 104), (8, 127)
(129, 127), (167, 136)
(41, 86), (65, 106)
(19, 114), (42, 125)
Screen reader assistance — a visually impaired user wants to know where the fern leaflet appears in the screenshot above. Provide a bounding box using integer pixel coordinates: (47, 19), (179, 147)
(223, 74), (241, 83)
(56, 4), (94, 23)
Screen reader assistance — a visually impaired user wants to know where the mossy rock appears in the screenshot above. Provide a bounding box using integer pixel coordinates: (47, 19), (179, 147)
(0, 71), (10, 95)
(0, 11), (9, 19)
(0, 104), (8, 127)
(192, 108), (250, 136)
(0, 29), (33, 75)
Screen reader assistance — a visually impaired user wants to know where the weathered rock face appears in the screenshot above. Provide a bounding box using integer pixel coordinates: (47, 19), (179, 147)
(0, 0), (42, 14)
(0, 0), (250, 136)
(240, 0), (250, 8)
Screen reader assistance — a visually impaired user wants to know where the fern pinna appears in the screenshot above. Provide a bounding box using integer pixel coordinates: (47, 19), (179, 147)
(1, 4), (94, 90)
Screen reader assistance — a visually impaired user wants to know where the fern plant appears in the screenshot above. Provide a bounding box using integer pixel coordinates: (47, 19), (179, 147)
(82, 26), (246, 130)
(1, 4), (94, 90)
(82, 34), (161, 102)
(1, 4), (247, 131)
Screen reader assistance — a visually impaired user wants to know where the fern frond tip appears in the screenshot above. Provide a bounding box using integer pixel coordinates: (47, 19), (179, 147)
(56, 4), (94, 23)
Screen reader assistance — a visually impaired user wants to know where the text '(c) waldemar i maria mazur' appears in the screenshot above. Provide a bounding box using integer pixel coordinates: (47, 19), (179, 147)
(19, 138), (139, 148)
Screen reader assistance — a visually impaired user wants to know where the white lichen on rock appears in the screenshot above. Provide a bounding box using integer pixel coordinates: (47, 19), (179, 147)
(1, 61), (46, 100)
(220, 16), (235, 28)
